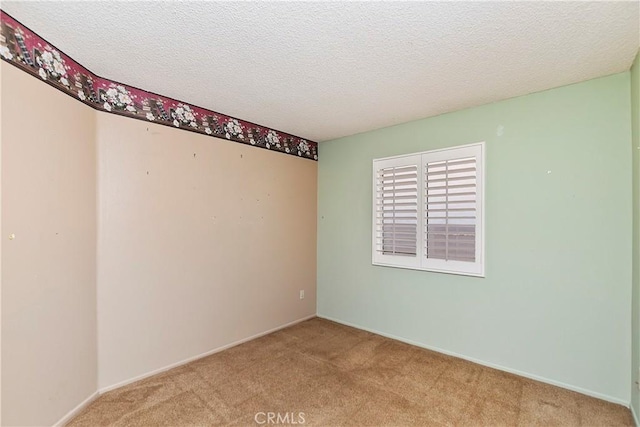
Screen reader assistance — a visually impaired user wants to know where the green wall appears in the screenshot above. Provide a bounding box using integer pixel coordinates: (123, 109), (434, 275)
(318, 73), (632, 403)
(631, 50), (640, 419)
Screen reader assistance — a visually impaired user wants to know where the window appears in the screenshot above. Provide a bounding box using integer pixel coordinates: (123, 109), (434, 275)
(372, 142), (484, 277)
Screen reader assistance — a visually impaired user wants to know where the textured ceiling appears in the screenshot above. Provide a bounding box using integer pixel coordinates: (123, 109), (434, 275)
(2, 1), (639, 142)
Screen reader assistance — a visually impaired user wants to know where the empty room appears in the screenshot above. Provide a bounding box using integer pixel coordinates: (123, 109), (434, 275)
(1, 1), (639, 426)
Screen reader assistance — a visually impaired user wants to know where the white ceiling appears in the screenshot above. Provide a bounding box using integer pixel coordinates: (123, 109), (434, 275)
(2, 1), (639, 142)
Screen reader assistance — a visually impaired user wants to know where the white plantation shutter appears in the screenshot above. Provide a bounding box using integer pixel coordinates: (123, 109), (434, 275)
(373, 155), (422, 268)
(425, 157), (477, 262)
(372, 143), (484, 277)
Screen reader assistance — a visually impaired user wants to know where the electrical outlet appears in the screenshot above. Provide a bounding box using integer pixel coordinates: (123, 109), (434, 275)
(299, 290), (305, 300)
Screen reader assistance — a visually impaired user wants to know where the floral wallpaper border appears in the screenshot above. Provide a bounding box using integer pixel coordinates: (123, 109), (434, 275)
(0, 11), (318, 161)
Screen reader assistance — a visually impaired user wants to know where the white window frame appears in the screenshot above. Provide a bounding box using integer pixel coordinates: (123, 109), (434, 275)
(372, 142), (485, 277)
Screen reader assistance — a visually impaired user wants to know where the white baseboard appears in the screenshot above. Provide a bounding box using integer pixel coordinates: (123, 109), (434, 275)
(53, 391), (99, 427)
(99, 314), (316, 394)
(318, 314), (629, 407)
(632, 404), (639, 426)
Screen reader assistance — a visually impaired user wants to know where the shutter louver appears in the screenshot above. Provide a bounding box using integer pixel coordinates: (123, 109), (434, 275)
(425, 157), (477, 262)
(375, 164), (418, 257)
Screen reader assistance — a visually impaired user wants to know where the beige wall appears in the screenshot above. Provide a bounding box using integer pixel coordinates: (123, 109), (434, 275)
(96, 112), (317, 389)
(1, 63), (98, 426)
(1, 62), (317, 424)
(1, 55), (4, 426)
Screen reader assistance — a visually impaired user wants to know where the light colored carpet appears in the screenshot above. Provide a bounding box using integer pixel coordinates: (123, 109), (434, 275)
(68, 318), (633, 426)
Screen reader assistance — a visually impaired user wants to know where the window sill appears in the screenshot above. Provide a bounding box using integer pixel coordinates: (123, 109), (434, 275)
(371, 261), (485, 278)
